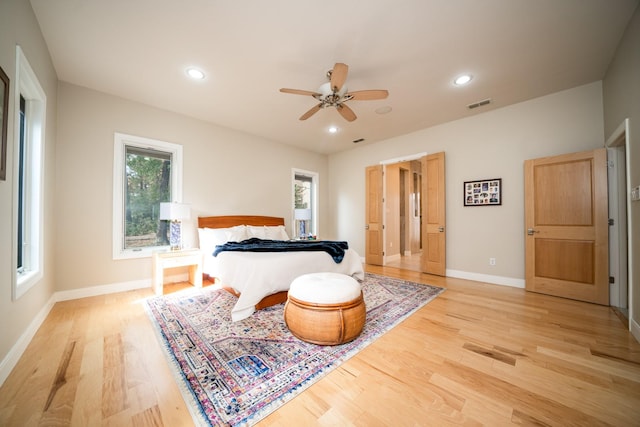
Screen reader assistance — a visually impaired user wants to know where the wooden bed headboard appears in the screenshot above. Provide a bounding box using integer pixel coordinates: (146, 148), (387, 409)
(198, 215), (285, 229)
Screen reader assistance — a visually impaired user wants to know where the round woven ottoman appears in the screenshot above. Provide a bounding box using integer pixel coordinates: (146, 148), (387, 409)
(284, 272), (366, 345)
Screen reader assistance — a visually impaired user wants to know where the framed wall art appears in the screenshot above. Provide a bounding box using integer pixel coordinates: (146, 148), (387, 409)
(463, 178), (502, 206)
(0, 65), (8, 181)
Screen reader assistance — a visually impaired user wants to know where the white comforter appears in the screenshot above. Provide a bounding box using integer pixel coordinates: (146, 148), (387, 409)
(204, 248), (364, 321)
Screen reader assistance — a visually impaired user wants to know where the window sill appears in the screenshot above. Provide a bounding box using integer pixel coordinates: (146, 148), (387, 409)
(113, 245), (170, 260)
(15, 269), (42, 300)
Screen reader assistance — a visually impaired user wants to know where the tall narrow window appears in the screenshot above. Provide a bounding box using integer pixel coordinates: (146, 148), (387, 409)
(292, 169), (318, 238)
(14, 46), (46, 300)
(17, 96), (26, 273)
(113, 133), (183, 259)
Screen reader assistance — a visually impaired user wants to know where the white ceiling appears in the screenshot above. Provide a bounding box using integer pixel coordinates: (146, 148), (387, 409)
(30, 0), (638, 155)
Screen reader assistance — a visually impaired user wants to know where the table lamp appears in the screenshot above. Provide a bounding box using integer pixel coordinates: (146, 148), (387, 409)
(160, 202), (191, 250)
(294, 208), (312, 239)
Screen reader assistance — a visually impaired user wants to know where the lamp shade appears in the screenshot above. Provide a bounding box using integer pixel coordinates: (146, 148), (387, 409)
(159, 202), (191, 221)
(294, 208), (311, 221)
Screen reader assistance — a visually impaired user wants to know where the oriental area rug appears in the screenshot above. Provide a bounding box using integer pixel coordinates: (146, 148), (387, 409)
(145, 273), (444, 426)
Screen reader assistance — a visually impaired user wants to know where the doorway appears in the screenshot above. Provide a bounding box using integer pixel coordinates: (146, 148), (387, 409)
(365, 152), (446, 275)
(385, 161), (423, 271)
(606, 118), (631, 321)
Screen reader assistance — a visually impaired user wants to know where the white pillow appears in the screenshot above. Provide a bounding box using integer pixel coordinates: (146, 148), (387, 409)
(246, 225), (290, 241)
(225, 225), (249, 242)
(198, 225), (247, 255)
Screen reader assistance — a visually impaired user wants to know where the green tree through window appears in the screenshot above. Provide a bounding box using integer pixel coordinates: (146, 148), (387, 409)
(294, 173), (315, 238)
(294, 181), (309, 209)
(124, 146), (171, 248)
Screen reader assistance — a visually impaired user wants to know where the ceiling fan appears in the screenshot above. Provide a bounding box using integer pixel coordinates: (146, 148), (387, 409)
(280, 63), (389, 122)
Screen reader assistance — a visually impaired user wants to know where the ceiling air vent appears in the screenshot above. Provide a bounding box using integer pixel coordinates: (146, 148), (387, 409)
(353, 138), (365, 144)
(467, 98), (492, 110)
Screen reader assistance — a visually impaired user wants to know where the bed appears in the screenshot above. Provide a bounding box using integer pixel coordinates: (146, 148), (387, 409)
(198, 215), (364, 321)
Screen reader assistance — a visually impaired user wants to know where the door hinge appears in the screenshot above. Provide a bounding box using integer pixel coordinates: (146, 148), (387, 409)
(609, 276), (615, 284)
(382, 251), (385, 256)
(382, 224), (385, 230)
(608, 218), (614, 226)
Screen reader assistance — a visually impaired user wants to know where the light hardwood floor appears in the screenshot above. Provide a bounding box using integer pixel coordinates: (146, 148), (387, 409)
(384, 253), (423, 272)
(1, 265), (639, 426)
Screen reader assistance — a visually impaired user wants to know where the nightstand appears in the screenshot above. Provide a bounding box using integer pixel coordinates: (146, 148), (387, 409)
(152, 249), (203, 295)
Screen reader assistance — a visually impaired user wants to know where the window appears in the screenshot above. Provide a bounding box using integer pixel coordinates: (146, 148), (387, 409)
(292, 169), (318, 238)
(113, 133), (183, 259)
(14, 46), (46, 300)
(17, 95), (26, 272)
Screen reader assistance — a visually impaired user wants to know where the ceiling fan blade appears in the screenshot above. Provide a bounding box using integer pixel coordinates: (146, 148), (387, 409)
(299, 103), (322, 120)
(337, 103), (357, 122)
(330, 63), (348, 92)
(280, 88), (320, 97)
(348, 89), (389, 101)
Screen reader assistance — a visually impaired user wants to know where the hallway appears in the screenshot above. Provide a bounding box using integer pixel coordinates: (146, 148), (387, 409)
(384, 252), (422, 272)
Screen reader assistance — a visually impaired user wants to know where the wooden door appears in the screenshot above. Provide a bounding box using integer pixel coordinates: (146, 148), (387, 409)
(524, 148), (608, 305)
(365, 165), (384, 265)
(421, 152), (446, 276)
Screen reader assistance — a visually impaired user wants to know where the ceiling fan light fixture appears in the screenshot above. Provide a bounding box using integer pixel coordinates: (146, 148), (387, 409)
(454, 74), (473, 86)
(317, 82), (347, 99)
(186, 67), (206, 80)
(280, 62), (389, 122)
(318, 82), (332, 97)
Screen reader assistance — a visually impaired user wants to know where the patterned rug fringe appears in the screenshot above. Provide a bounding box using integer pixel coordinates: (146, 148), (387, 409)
(146, 304), (213, 426)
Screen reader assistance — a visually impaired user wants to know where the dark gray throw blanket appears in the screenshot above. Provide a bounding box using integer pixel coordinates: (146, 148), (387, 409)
(213, 238), (349, 263)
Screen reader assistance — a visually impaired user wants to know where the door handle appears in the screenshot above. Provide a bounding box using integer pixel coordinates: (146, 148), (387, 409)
(527, 228), (539, 235)
(438, 226), (445, 232)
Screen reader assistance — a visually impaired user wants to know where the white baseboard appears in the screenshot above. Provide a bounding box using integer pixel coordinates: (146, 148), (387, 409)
(0, 272), (188, 387)
(54, 272), (190, 302)
(54, 278), (151, 302)
(446, 269), (525, 288)
(631, 316), (640, 344)
(0, 293), (56, 387)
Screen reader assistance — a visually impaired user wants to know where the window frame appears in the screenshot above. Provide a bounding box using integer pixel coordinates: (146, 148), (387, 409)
(292, 168), (319, 238)
(13, 45), (47, 300)
(112, 132), (183, 260)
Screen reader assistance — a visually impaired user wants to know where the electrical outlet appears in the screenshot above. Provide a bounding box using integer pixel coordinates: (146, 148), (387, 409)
(489, 258), (496, 266)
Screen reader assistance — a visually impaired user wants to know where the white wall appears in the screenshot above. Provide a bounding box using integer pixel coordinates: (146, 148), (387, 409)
(328, 82), (605, 284)
(55, 82), (328, 291)
(0, 0), (58, 372)
(603, 5), (640, 340)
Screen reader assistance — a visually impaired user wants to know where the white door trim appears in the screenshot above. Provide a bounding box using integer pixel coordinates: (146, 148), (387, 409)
(606, 118), (634, 337)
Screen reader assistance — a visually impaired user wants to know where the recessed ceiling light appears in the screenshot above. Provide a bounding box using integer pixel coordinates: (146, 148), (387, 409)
(375, 106), (392, 114)
(186, 68), (205, 80)
(328, 126), (338, 134)
(454, 74), (473, 86)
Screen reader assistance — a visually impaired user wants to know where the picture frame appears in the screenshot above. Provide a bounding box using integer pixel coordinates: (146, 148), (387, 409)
(0, 65), (9, 181)
(463, 178), (502, 206)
